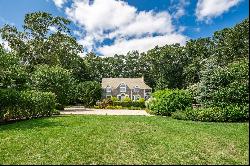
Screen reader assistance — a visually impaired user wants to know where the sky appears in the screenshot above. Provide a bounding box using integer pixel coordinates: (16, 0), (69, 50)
(0, 0), (249, 56)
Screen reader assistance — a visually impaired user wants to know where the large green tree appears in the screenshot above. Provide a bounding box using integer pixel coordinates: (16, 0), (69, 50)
(0, 12), (89, 81)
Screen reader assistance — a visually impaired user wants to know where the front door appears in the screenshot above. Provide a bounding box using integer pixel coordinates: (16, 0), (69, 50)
(120, 94), (125, 100)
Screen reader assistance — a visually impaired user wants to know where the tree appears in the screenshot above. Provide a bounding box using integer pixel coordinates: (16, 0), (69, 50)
(183, 38), (214, 87)
(30, 65), (76, 108)
(143, 44), (188, 90)
(0, 45), (28, 90)
(0, 12), (89, 81)
(74, 81), (102, 106)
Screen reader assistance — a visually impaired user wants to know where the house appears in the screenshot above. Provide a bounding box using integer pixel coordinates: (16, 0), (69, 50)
(101, 77), (152, 101)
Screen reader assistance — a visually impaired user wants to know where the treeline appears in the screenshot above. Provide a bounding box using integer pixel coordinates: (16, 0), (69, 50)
(0, 12), (249, 122)
(84, 18), (248, 91)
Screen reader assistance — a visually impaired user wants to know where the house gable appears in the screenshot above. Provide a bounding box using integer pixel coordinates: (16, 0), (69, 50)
(101, 77), (152, 100)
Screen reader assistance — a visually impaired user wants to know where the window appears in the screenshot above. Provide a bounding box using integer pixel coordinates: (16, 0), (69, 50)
(133, 95), (140, 101)
(134, 85), (140, 92)
(117, 93), (126, 100)
(120, 83), (126, 92)
(106, 86), (111, 93)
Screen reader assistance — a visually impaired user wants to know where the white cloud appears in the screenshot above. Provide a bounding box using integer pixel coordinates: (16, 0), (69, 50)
(66, 0), (136, 32)
(171, 0), (190, 19)
(52, 0), (67, 8)
(196, 0), (241, 22)
(108, 11), (174, 39)
(98, 34), (188, 56)
(64, 0), (188, 56)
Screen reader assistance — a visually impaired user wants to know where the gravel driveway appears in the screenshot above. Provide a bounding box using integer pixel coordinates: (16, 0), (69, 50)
(60, 107), (151, 116)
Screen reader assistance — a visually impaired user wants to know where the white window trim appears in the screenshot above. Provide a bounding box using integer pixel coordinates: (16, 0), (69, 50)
(120, 83), (126, 92)
(133, 95), (141, 101)
(117, 93), (126, 100)
(106, 86), (111, 93)
(134, 85), (140, 92)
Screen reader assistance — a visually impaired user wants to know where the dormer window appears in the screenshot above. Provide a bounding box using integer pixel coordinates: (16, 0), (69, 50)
(106, 86), (111, 93)
(134, 85), (140, 92)
(120, 83), (126, 92)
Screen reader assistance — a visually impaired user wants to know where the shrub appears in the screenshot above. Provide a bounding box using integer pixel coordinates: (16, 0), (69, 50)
(0, 89), (56, 121)
(0, 52), (28, 90)
(105, 105), (115, 109)
(74, 81), (102, 106)
(94, 105), (100, 109)
(111, 97), (118, 102)
(129, 106), (142, 110)
(31, 65), (75, 107)
(147, 89), (192, 116)
(122, 97), (132, 102)
(97, 98), (113, 109)
(172, 104), (249, 122)
(138, 98), (145, 103)
(115, 106), (123, 109)
(113, 101), (145, 108)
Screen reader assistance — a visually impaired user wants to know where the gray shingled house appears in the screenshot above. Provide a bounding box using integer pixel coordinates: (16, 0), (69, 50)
(101, 77), (152, 101)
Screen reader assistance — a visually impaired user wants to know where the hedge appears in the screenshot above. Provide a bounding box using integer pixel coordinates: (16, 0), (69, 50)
(113, 101), (145, 108)
(172, 105), (249, 122)
(0, 89), (56, 121)
(95, 98), (145, 109)
(145, 89), (192, 116)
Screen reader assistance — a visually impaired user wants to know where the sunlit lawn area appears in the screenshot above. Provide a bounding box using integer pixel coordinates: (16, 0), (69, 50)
(0, 115), (249, 165)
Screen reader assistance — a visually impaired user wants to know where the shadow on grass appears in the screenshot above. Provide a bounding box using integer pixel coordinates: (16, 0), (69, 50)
(0, 116), (66, 131)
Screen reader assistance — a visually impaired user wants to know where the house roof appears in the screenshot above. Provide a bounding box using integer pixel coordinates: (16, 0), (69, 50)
(101, 77), (152, 89)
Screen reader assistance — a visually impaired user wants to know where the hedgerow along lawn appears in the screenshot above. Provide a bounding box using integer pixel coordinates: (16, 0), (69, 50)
(0, 115), (248, 165)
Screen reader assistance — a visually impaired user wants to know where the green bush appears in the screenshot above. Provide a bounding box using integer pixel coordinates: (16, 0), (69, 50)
(94, 105), (101, 109)
(74, 81), (102, 106)
(0, 52), (28, 90)
(0, 89), (56, 121)
(129, 106), (142, 110)
(113, 101), (145, 108)
(122, 97), (132, 102)
(138, 98), (145, 103)
(95, 99), (145, 109)
(31, 65), (75, 107)
(146, 89), (192, 116)
(111, 97), (118, 102)
(115, 106), (123, 109)
(172, 105), (249, 122)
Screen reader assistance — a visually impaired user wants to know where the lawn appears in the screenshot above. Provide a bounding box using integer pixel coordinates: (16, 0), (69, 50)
(0, 115), (249, 165)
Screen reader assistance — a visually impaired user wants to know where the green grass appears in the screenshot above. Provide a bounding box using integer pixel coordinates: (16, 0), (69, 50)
(0, 115), (249, 165)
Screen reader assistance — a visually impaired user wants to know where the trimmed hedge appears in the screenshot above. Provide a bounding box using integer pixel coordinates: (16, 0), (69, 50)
(96, 99), (145, 109)
(146, 89), (192, 116)
(113, 101), (145, 108)
(172, 105), (249, 122)
(0, 89), (56, 121)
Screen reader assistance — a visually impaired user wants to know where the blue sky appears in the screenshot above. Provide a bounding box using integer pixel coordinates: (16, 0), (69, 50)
(0, 0), (249, 56)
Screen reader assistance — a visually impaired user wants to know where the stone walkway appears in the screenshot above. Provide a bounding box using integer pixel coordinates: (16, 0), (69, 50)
(60, 107), (151, 116)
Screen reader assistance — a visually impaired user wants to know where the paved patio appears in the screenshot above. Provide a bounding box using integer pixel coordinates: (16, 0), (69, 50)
(60, 107), (151, 116)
